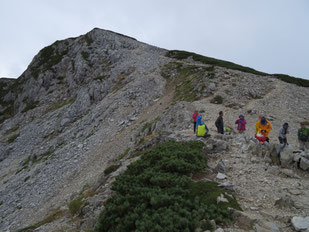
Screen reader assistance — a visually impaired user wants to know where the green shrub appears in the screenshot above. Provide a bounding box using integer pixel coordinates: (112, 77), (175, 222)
(117, 148), (130, 161)
(21, 101), (39, 113)
(81, 51), (90, 61)
(15, 166), (27, 175)
(94, 75), (109, 81)
(211, 95), (223, 104)
(68, 197), (84, 216)
(161, 62), (210, 102)
(0, 104), (15, 124)
(17, 208), (65, 232)
(104, 164), (120, 175)
(31, 44), (68, 79)
(8, 133), (20, 143)
(166, 50), (309, 88)
(4, 125), (19, 136)
(274, 74), (309, 87)
(22, 156), (31, 167)
(84, 34), (94, 45)
(46, 98), (76, 113)
(24, 176), (30, 182)
(142, 122), (153, 134)
(166, 50), (268, 76)
(95, 140), (239, 232)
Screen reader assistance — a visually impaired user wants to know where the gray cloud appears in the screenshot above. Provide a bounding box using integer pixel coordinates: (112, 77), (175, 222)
(0, 0), (308, 79)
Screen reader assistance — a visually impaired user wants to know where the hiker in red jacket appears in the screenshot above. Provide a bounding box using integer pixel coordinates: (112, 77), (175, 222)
(192, 110), (199, 133)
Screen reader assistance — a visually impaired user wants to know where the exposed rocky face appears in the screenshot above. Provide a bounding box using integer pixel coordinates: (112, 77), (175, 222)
(0, 28), (309, 231)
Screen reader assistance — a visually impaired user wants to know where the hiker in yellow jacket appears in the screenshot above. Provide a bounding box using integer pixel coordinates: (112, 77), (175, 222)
(255, 115), (262, 135)
(256, 116), (272, 142)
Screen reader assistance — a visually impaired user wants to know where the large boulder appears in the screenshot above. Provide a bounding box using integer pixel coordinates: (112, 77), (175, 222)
(268, 144), (281, 165)
(231, 209), (257, 230)
(203, 138), (229, 153)
(291, 216), (309, 231)
(255, 220), (281, 232)
(279, 146), (294, 168)
(299, 157), (309, 171)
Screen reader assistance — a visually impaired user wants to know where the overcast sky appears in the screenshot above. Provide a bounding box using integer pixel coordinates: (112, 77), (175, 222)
(1, 0), (308, 79)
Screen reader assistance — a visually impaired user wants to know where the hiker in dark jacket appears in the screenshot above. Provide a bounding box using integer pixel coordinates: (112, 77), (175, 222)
(215, 111), (224, 134)
(278, 123), (289, 145)
(277, 123), (289, 159)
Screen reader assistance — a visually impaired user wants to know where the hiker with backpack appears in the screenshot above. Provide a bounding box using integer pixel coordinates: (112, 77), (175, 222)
(192, 110), (199, 133)
(196, 116), (210, 138)
(215, 111), (224, 134)
(256, 116), (272, 143)
(277, 123), (289, 158)
(235, 114), (246, 133)
(225, 125), (235, 134)
(255, 115), (262, 135)
(298, 122), (309, 151)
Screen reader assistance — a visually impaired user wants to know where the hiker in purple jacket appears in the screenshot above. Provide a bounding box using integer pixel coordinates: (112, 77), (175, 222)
(235, 114), (246, 133)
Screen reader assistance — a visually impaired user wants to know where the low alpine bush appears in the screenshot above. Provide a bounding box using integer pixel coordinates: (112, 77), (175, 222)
(95, 140), (240, 232)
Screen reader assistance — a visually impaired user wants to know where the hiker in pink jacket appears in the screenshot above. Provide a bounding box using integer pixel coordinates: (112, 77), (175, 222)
(192, 110), (199, 133)
(235, 114), (246, 133)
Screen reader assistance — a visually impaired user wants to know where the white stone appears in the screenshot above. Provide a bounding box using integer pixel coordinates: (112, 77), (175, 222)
(217, 194), (229, 204)
(214, 228), (224, 232)
(77, 144), (83, 149)
(216, 173), (227, 180)
(299, 158), (309, 171)
(291, 216), (309, 231)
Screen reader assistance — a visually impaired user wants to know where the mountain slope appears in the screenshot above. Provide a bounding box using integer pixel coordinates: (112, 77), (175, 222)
(0, 28), (309, 231)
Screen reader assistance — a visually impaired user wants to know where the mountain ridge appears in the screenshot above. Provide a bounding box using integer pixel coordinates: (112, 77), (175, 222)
(0, 28), (309, 231)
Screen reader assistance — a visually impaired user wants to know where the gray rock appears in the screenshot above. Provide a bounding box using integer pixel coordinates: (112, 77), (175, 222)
(129, 116), (137, 121)
(299, 157), (309, 171)
(291, 216), (309, 231)
(293, 154), (302, 162)
(217, 194), (229, 204)
(214, 139), (229, 152)
(210, 219), (216, 230)
(60, 117), (71, 128)
(208, 82), (216, 91)
(214, 228), (224, 232)
(216, 173), (227, 180)
(274, 195), (294, 208)
(231, 209), (257, 230)
(279, 146), (294, 168)
(215, 160), (227, 173)
(280, 169), (299, 178)
(77, 144), (83, 149)
(251, 157), (258, 163)
(218, 183), (235, 191)
(255, 221), (280, 232)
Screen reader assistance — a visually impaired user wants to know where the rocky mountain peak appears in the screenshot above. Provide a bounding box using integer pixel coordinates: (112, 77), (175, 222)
(0, 28), (309, 231)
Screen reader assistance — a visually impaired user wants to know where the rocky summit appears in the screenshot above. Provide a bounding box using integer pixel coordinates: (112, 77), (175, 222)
(0, 28), (309, 232)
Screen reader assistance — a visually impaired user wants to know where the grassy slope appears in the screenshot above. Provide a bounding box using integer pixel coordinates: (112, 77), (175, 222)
(166, 50), (309, 87)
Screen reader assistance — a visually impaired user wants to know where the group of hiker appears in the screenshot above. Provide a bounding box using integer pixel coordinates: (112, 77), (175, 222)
(192, 110), (309, 151)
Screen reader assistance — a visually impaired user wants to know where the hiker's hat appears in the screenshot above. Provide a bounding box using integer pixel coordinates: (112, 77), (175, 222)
(260, 117), (266, 125)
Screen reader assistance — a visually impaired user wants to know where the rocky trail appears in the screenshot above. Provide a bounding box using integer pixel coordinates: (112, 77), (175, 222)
(171, 130), (309, 232)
